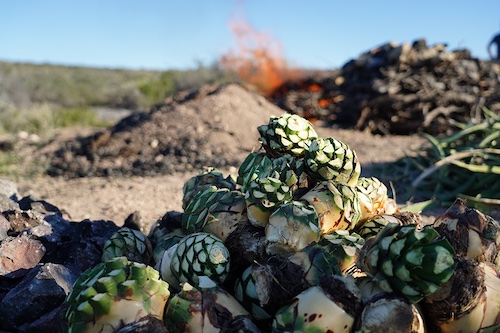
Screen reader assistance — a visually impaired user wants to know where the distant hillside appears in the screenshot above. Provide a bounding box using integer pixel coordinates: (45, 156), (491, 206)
(0, 61), (237, 110)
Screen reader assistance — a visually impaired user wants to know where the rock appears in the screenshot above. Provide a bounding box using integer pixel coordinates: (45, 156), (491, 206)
(0, 275), (22, 303)
(0, 197), (73, 267)
(41, 219), (119, 275)
(74, 219), (120, 249)
(0, 234), (45, 278)
(23, 199), (70, 243)
(45, 238), (102, 278)
(0, 137), (15, 151)
(18, 195), (62, 215)
(0, 263), (77, 332)
(0, 215), (8, 242)
(2, 209), (45, 234)
(18, 305), (64, 333)
(0, 179), (18, 201)
(0, 193), (18, 212)
(124, 210), (148, 233)
(0, 215), (9, 234)
(2, 209), (70, 255)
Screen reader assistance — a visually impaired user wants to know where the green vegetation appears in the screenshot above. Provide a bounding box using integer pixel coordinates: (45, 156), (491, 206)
(138, 72), (176, 107)
(0, 151), (20, 176)
(0, 103), (110, 138)
(382, 108), (500, 212)
(0, 61), (236, 110)
(0, 61), (239, 135)
(55, 106), (111, 128)
(0, 102), (54, 136)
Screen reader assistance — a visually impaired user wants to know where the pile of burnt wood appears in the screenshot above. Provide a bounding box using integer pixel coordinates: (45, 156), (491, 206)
(271, 39), (500, 135)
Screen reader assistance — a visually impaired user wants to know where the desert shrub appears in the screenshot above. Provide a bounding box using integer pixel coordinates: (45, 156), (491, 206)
(0, 151), (20, 176)
(172, 62), (240, 91)
(0, 103), (109, 138)
(0, 61), (240, 113)
(54, 106), (110, 128)
(138, 71), (176, 106)
(105, 85), (142, 109)
(0, 103), (55, 136)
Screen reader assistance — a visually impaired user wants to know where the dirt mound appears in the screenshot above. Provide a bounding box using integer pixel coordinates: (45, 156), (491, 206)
(46, 84), (285, 178)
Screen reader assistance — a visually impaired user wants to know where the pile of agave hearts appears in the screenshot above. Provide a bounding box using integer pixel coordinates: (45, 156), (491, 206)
(63, 114), (499, 332)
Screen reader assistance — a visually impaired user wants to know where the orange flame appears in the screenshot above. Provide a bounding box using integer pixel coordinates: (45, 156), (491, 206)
(308, 84), (323, 92)
(318, 99), (330, 108)
(220, 3), (302, 95)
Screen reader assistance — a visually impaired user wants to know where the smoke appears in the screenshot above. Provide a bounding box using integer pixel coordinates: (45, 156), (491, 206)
(219, 1), (302, 95)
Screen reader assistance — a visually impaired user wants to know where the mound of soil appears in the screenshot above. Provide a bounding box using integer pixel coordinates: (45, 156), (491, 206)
(46, 84), (285, 178)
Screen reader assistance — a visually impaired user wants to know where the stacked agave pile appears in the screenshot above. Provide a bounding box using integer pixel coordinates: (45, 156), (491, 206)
(62, 114), (500, 332)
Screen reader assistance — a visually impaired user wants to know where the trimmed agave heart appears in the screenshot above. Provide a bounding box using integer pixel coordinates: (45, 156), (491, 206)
(237, 152), (273, 190)
(356, 176), (393, 221)
(233, 256), (310, 322)
(300, 180), (362, 234)
(257, 113), (318, 157)
(320, 229), (365, 275)
(182, 186), (246, 241)
(432, 198), (499, 264)
(422, 258), (500, 333)
(164, 276), (259, 332)
(272, 275), (362, 332)
(101, 227), (153, 264)
(265, 200), (321, 255)
(289, 242), (342, 286)
(64, 257), (170, 333)
(245, 170), (294, 227)
(304, 136), (361, 186)
(182, 167), (237, 210)
(356, 293), (427, 333)
(354, 214), (404, 240)
(359, 223), (457, 304)
(170, 232), (230, 287)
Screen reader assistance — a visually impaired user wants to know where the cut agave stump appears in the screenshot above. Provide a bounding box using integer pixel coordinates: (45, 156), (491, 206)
(422, 258), (500, 333)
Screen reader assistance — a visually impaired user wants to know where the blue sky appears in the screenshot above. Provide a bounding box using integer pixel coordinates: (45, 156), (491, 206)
(1, 1), (499, 70)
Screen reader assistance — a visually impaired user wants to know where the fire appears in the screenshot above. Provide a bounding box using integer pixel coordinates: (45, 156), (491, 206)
(220, 3), (303, 95)
(318, 99), (329, 108)
(307, 83), (323, 92)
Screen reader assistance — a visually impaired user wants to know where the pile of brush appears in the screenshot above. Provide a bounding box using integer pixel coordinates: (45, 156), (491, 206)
(271, 39), (500, 135)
